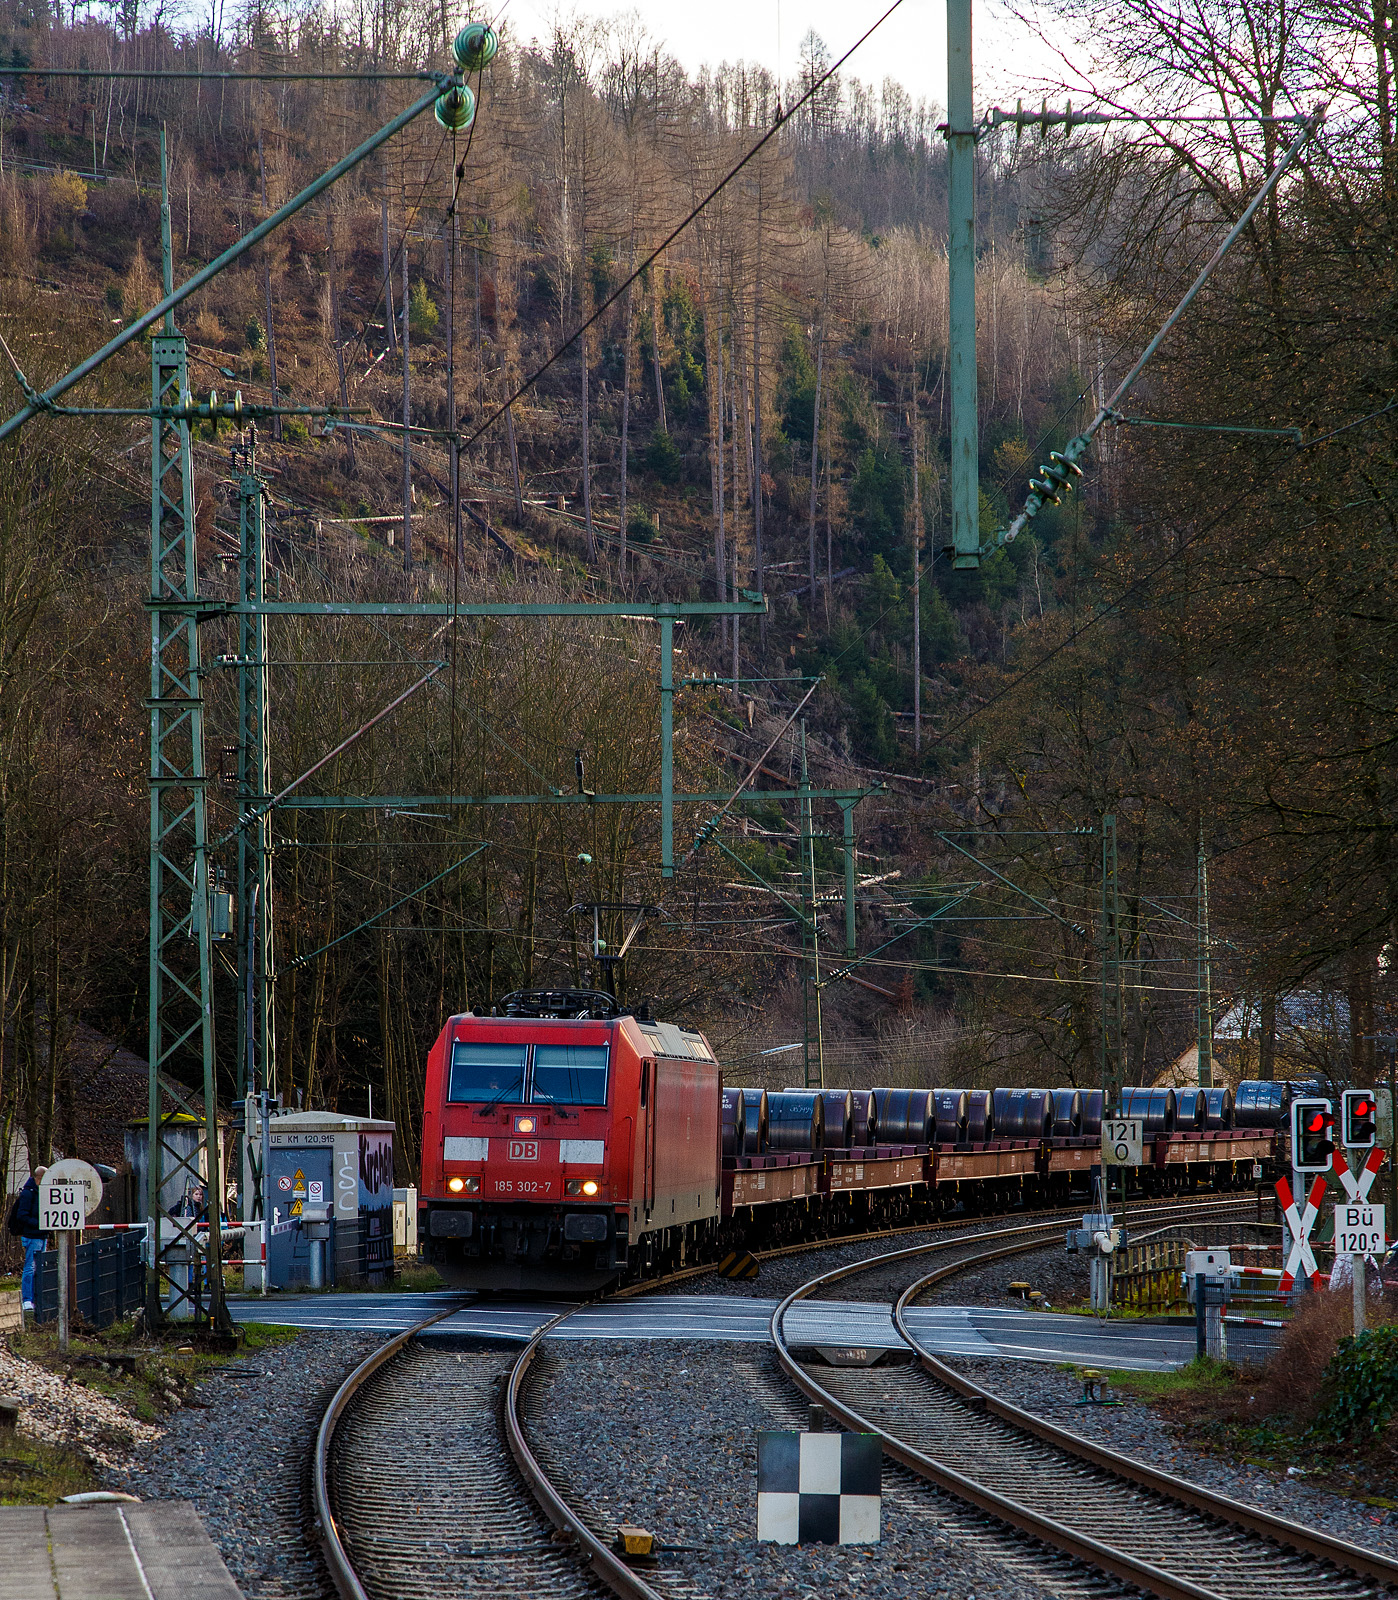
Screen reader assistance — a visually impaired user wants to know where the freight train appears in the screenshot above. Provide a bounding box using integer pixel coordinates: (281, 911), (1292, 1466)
(418, 990), (1291, 1291)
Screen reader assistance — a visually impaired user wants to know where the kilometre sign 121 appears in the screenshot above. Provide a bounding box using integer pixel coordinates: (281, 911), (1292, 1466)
(1102, 1118), (1143, 1166)
(1335, 1203), (1386, 1256)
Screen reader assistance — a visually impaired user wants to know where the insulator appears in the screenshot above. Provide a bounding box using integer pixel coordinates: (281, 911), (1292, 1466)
(1028, 476), (1059, 503)
(232, 390), (244, 427)
(454, 22), (498, 70)
(434, 83), (477, 132)
(208, 388), (218, 415)
(1049, 450), (1083, 480)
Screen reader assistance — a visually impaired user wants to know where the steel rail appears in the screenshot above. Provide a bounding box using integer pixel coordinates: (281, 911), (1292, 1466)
(617, 1188), (1266, 1298)
(503, 1305), (670, 1600)
(313, 1304), (462, 1600)
(769, 1199), (1269, 1600)
(893, 1266), (1398, 1592)
(315, 1298), (665, 1600)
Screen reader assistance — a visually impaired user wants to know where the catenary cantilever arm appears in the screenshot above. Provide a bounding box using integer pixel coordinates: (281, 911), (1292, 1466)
(0, 78), (451, 443)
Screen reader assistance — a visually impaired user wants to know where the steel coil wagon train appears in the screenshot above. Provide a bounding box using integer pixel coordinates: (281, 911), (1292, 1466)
(419, 990), (1291, 1291)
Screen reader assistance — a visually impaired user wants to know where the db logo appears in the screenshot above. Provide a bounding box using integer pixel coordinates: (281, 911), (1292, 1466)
(507, 1140), (539, 1161)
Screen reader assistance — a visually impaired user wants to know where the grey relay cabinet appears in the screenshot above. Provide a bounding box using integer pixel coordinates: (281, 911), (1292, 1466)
(249, 1111), (396, 1289)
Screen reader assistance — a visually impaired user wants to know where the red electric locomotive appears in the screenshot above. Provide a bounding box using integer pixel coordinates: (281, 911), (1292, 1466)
(420, 989), (722, 1290)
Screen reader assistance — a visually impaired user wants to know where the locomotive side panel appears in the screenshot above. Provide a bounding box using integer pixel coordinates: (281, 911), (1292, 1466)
(649, 1054), (722, 1228)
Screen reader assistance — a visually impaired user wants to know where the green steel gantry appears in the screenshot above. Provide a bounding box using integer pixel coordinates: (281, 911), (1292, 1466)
(145, 133), (228, 1328)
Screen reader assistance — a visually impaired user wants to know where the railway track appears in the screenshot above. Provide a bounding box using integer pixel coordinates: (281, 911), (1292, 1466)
(774, 1204), (1398, 1600)
(315, 1304), (666, 1600)
(314, 1192), (1264, 1600)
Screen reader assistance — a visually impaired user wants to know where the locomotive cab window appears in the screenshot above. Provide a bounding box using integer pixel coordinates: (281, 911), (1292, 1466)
(448, 1042), (528, 1104)
(532, 1044), (609, 1106)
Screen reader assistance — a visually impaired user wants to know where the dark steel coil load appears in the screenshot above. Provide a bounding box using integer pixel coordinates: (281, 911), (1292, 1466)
(1175, 1088), (1207, 1131)
(992, 1088), (1054, 1139)
(1051, 1088), (1083, 1137)
(872, 1087), (934, 1146)
(1023, 1088), (1055, 1140)
(1203, 1085), (1235, 1129)
(965, 1089), (994, 1142)
(1120, 1086), (1177, 1133)
(740, 1088), (769, 1154)
(850, 1089), (879, 1147)
(1234, 1079), (1289, 1129)
(821, 1089), (854, 1150)
(932, 1089), (969, 1144)
(1081, 1091), (1104, 1136)
(766, 1091), (825, 1153)
(783, 1088), (854, 1148)
(721, 1087), (747, 1158)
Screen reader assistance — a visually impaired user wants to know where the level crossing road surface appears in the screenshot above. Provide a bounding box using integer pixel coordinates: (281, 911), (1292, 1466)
(229, 1291), (1279, 1369)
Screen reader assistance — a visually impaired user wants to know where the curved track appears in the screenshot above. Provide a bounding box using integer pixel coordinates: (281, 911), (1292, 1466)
(315, 1306), (665, 1600)
(315, 1192), (1266, 1600)
(773, 1202), (1398, 1600)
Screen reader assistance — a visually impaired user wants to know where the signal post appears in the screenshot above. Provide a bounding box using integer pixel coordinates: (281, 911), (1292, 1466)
(1287, 1090), (1387, 1331)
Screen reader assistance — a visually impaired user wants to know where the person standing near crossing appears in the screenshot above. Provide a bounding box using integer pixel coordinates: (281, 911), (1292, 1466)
(6, 1165), (49, 1315)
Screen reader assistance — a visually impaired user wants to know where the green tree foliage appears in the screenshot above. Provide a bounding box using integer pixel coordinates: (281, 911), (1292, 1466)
(408, 280), (439, 339)
(848, 445), (906, 570)
(643, 425), (682, 484)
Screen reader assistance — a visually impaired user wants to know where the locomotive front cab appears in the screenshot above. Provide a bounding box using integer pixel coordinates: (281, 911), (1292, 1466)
(423, 1015), (631, 1290)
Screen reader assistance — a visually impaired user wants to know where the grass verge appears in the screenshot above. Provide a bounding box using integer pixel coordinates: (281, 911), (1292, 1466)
(2, 1315), (300, 1504)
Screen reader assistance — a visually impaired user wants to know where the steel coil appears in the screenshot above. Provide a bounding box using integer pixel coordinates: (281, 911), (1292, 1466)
(1024, 1088), (1055, 1140)
(1175, 1088), (1206, 1131)
(1119, 1086), (1177, 1133)
(1234, 1079), (1289, 1129)
(721, 1086), (747, 1157)
(820, 1089), (854, 1150)
(739, 1087), (769, 1154)
(1051, 1088), (1083, 1137)
(1080, 1090), (1104, 1136)
(766, 1091), (825, 1153)
(850, 1089), (879, 1146)
(872, 1087), (934, 1146)
(965, 1089), (994, 1142)
(1204, 1085), (1234, 1129)
(932, 1088), (969, 1144)
(993, 1087), (1054, 1139)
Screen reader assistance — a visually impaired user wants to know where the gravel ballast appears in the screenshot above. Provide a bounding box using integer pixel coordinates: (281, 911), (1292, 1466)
(941, 1354), (1398, 1563)
(103, 1328), (381, 1600)
(520, 1335), (1133, 1600)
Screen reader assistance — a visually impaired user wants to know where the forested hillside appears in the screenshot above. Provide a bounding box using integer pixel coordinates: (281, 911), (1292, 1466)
(1, 0), (1394, 1181)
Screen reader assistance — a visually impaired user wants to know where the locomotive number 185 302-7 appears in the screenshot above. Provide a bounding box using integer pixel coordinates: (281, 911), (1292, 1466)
(492, 1178), (551, 1195)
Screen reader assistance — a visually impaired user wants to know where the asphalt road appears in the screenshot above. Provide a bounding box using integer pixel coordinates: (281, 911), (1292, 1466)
(228, 1290), (1278, 1369)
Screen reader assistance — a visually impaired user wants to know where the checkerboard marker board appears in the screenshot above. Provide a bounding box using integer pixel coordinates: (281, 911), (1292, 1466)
(756, 1430), (881, 1544)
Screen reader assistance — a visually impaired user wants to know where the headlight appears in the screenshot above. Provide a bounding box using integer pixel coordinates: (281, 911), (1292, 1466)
(464, 1176), (480, 1194)
(447, 1176), (465, 1193)
(581, 1179), (599, 1196)
(514, 1114), (537, 1135)
(565, 1179), (582, 1196)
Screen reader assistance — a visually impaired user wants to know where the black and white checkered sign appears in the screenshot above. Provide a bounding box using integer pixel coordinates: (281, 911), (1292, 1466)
(756, 1430), (881, 1545)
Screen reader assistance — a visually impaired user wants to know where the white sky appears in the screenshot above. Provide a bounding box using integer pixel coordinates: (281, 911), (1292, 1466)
(491, 0), (1075, 114)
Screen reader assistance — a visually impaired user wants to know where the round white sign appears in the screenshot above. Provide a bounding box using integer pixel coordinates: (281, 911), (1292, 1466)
(43, 1158), (104, 1216)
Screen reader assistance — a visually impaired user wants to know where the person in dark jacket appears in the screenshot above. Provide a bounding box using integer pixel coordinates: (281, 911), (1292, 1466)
(6, 1166), (49, 1310)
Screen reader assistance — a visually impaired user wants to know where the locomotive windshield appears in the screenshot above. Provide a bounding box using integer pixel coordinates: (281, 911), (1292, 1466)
(531, 1044), (609, 1106)
(448, 1042), (528, 1103)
